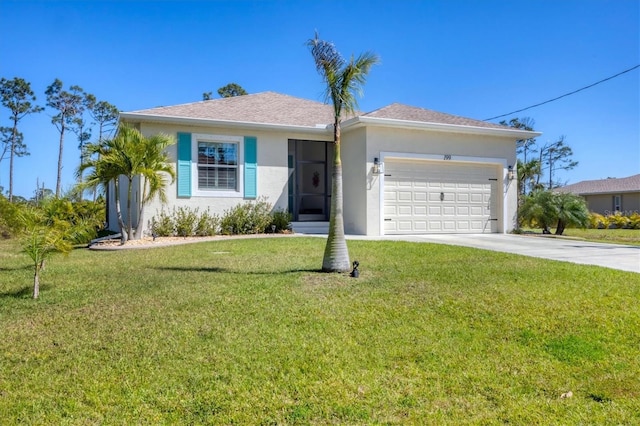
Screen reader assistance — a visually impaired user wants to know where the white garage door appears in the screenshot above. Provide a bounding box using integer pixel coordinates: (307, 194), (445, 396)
(384, 160), (498, 234)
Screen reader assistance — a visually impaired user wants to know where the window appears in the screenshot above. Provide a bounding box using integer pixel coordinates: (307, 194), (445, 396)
(613, 195), (621, 212)
(197, 140), (238, 191)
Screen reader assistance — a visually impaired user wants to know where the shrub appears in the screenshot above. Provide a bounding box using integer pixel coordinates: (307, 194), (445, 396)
(174, 206), (199, 237)
(194, 208), (220, 236)
(220, 197), (273, 235)
(629, 213), (640, 229)
(608, 212), (630, 229)
(588, 213), (606, 229)
(270, 209), (292, 233)
(0, 195), (25, 238)
(150, 209), (175, 237)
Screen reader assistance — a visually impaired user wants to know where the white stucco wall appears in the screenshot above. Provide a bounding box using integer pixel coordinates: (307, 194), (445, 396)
(126, 121), (330, 235)
(343, 125), (519, 236)
(110, 118), (521, 237)
(341, 127), (368, 235)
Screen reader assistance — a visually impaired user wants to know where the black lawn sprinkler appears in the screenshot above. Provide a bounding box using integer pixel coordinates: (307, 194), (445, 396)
(350, 260), (360, 278)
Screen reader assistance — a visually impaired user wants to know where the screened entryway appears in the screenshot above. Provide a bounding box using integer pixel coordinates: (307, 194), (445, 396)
(288, 139), (333, 221)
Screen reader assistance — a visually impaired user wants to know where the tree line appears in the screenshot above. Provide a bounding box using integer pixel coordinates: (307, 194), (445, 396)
(0, 77), (119, 202)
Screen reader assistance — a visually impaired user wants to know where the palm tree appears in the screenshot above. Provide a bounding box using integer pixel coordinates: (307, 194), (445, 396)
(77, 125), (175, 243)
(134, 133), (176, 239)
(307, 32), (379, 272)
(519, 190), (589, 235)
(554, 192), (589, 235)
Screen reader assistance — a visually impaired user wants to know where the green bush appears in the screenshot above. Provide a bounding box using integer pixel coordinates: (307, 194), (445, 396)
(174, 206), (199, 237)
(150, 201), (291, 237)
(609, 212), (630, 229)
(150, 209), (175, 237)
(270, 209), (292, 233)
(220, 197), (273, 235)
(194, 208), (219, 236)
(587, 211), (640, 229)
(0, 194), (25, 238)
(588, 213), (606, 229)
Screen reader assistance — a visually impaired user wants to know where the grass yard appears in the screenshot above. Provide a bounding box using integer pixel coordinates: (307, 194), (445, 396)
(560, 228), (640, 246)
(1, 236), (639, 424)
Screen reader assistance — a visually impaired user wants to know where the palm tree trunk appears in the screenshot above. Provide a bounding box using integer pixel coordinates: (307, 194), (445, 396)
(8, 124), (16, 202)
(33, 265), (40, 299)
(135, 177), (148, 239)
(56, 125), (65, 198)
(114, 179), (127, 244)
(322, 123), (350, 272)
(126, 177), (134, 241)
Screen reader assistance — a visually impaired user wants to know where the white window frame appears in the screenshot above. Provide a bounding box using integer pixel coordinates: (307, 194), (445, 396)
(613, 195), (621, 212)
(192, 133), (244, 197)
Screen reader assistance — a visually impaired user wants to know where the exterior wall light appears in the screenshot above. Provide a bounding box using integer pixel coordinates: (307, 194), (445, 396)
(508, 165), (515, 180)
(373, 157), (383, 175)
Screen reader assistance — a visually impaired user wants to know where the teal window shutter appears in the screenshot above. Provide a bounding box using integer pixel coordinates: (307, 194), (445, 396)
(177, 132), (192, 197)
(244, 136), (257, 199)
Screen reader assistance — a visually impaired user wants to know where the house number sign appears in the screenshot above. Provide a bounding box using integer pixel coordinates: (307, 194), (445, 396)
(443, 154), (452, 160)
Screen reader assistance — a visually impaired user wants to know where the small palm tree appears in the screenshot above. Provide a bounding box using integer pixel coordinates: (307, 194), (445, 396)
(78, 125), (175, 243)
(554, 192), (589, 235)
(519, 190), (589, 235)
(19, 209), (69, 299)
(307, 33), (379, 272)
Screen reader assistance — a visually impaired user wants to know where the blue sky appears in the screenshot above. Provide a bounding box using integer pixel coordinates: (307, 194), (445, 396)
(1, 0), (638, 199)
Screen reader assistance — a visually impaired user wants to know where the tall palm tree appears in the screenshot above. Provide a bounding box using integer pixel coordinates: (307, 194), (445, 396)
(307, 33), (379, 272)
(134, 133), (176, 239)
(77, 125), (175, 243)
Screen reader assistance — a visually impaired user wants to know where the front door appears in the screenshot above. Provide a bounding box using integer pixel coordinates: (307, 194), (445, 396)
(288, 139), (333, 221)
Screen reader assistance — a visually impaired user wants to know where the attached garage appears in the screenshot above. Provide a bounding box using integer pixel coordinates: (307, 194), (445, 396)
(383, 159), (499, 234)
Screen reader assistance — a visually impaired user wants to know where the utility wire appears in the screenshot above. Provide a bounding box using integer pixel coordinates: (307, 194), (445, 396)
(484, 64), (640, 121)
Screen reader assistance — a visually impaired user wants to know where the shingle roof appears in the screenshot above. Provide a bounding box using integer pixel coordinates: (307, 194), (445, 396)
(558, 174), (640, 195)
(126, 92), (337, 128)
(362, 103), (509, 130)
(124, 91), (515, 132)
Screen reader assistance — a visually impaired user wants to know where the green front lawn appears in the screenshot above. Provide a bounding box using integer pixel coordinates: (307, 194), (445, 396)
(1, 237), (638, 424)
(560, 228), (640, 246)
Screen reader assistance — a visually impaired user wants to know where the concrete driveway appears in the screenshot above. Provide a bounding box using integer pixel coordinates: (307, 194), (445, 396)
(348, 233), (640, 273)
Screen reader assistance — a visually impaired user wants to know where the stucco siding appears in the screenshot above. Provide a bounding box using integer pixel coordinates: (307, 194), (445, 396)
(126, 121), (330, 235)
(342, 127), (368, 234)
(358, 126), (518, 235)
(585, 192), (640, 215)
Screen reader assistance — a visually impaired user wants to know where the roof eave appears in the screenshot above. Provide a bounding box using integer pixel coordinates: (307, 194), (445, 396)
(119, 112), (333, 135)
(564, 189), (640, 195)
(341, 116), (542, 139)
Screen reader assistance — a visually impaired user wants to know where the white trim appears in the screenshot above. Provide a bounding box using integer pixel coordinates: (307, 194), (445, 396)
(192, 133), (244, 198)
(120, 112), (333, 135)
(378, 151), (510, 235)
(343, 116), (541, 139)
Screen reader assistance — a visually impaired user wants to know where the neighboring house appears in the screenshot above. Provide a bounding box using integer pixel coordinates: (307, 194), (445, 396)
(557, 174), (640, 215)
(114, 91), (539, 236)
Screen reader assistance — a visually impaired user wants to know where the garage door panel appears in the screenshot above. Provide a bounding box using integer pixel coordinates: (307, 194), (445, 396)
(399, 191), (413, 201)
(470, 193), (485, 203)
(384, 160), (499, 234)
(398, 206), (412, 216)
(470, 206), (485, 216)
(442, 221), (456, 231)
(442, 206), (456, 215)
(457, 193), (469, 202)
(414, 192), (427, 202)
(414, 206), (427, 215)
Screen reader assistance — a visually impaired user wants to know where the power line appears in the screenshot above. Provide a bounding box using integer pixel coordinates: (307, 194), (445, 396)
(484, 64), (640, 121)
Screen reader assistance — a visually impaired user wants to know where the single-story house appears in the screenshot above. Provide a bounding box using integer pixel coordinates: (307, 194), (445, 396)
(114, 91), (540, 236)
(557, 174), (640, 215)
